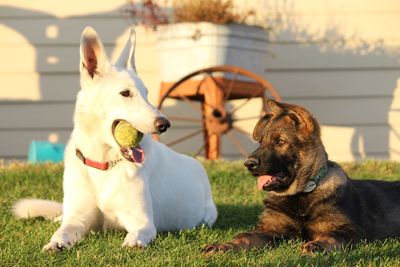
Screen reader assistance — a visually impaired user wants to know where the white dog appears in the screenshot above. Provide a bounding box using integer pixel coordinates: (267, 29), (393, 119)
(13, 27), (217, 252)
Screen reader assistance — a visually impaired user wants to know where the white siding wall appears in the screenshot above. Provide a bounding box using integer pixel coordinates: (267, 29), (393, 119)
(255, 0), (400, 161)
(0, 0), (159, 160)
(1, 0), (400, 161)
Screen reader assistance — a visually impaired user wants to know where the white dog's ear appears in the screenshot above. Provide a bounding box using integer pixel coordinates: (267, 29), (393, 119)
(80, 27), (110, 81)
(115, 28), (137, 73)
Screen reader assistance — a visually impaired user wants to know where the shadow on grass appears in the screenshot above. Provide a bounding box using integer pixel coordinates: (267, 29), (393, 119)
(281, 239), (400, 266)
(149, 203), (263, 242)
(213, 203), (263, 230)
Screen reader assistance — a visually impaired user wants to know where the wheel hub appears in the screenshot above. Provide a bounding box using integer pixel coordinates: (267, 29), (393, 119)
(205, 108), (233, 135)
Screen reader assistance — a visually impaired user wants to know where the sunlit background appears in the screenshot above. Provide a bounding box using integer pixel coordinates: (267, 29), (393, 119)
(1, 0), (400, 162)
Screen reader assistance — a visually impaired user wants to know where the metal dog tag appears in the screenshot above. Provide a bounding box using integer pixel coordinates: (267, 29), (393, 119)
(304, 180), (317, 193)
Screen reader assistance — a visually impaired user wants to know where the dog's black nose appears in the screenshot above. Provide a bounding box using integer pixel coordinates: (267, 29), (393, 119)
(154, 117), (171, 133)
(244, 157), (259, 171)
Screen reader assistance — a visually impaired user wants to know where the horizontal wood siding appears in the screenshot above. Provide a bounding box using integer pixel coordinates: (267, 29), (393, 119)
(1, 0), (400, 161)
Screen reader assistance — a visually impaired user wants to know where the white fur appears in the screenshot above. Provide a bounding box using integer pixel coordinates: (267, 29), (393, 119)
(14, 27), (217, 252)
(13, 199), (63, 220)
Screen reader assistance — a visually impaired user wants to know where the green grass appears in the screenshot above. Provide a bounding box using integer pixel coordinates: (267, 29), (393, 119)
(1, 160), (400, 266)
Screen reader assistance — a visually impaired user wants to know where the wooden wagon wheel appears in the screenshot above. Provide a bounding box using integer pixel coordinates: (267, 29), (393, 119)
(157, 65), (280, 160)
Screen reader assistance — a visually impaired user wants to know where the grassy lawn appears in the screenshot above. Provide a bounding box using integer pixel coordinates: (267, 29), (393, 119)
(1, 160), (400, 266)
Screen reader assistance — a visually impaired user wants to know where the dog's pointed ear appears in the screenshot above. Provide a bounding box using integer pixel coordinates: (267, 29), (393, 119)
(115, 28), (137, 73)
(267, 100), (318, 136)
(253, 113), (273, 141)
(266, 99), (285, 114)
(80, 27), (110, 81)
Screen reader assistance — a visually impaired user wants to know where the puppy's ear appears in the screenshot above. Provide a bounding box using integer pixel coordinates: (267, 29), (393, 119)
(269, 100), (319, 136)
(253, 113), (273, 141)
(266, 99), (284, 114)
(80, 27), (110, 82)
(115, 28), (137, 73)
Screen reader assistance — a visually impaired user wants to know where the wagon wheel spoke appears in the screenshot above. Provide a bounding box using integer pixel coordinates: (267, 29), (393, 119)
(230, 85), (264, 115)
(233, 126), (253, 137)
(223, 70), (239, 102)
(226, 131), (248, 157)
(167, 128), (203, 147)
(232, 115), (261, 122)
(167, 116), (203, 123)
(195, 137), (209, 157)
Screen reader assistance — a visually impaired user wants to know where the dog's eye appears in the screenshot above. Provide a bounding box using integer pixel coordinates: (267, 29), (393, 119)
(276, 138), (285, 146)
(120, 89), (132, 97)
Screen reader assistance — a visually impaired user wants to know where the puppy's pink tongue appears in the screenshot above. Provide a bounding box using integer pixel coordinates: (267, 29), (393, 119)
(258, 175), (274, 191)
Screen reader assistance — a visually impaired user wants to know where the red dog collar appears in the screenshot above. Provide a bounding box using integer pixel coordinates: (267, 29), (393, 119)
(76, 149), (121, 171)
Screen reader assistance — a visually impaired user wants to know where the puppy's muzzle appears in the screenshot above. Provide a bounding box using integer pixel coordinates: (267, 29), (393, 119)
(154, 117), (171, 134)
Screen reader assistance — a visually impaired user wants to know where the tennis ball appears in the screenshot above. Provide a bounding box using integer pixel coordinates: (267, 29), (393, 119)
(114, 121), (143, 147)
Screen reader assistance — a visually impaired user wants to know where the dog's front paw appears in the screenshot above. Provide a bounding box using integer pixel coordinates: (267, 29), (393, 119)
(122, 230), (155, 248)
(42, 241), (68, 252)
(203, 243), (234, 255)
(42, 233), (74, 252)
(42, 235), (74, 252)
(300, 241), (324, 254)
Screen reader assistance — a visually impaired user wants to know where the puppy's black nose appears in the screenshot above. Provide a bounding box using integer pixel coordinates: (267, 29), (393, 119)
(244, 157), (259, 171)
(154, 117), (170, 133)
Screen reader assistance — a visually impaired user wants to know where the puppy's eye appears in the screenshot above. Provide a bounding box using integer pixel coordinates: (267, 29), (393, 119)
(120, 89), (132, 97)
(276, 138), (285, 146)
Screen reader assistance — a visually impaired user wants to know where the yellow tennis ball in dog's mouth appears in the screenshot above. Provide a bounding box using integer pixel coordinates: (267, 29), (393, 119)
(114, 121), (143, 148)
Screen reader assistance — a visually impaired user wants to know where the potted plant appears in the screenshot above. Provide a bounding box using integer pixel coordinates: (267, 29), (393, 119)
(157, 0), (269, 82)
(124, 0), (270, 82)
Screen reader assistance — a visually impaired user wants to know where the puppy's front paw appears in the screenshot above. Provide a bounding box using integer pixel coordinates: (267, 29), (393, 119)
(122, 230), (155, 248)
(203, 243), (234, 255)
(301, 241), (324, 254)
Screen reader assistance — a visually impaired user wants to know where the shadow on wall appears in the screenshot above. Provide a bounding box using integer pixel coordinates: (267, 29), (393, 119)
(2, 2), (400, 160)
(263, 1), (400, 160)
(1, 4), (135, 101)
(0, 4), (141, 160)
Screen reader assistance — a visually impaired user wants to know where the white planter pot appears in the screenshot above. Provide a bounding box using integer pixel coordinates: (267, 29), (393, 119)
(156, 22), (268, 82)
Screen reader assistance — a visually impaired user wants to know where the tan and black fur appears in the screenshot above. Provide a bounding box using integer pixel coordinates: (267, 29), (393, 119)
(205, 100), (400, 254)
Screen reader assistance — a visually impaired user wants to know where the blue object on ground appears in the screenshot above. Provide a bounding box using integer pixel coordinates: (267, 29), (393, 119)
(28, 141), (66, 163)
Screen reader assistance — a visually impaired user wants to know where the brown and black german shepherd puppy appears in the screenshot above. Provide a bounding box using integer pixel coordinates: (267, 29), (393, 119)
(205, 100), (400, 254)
